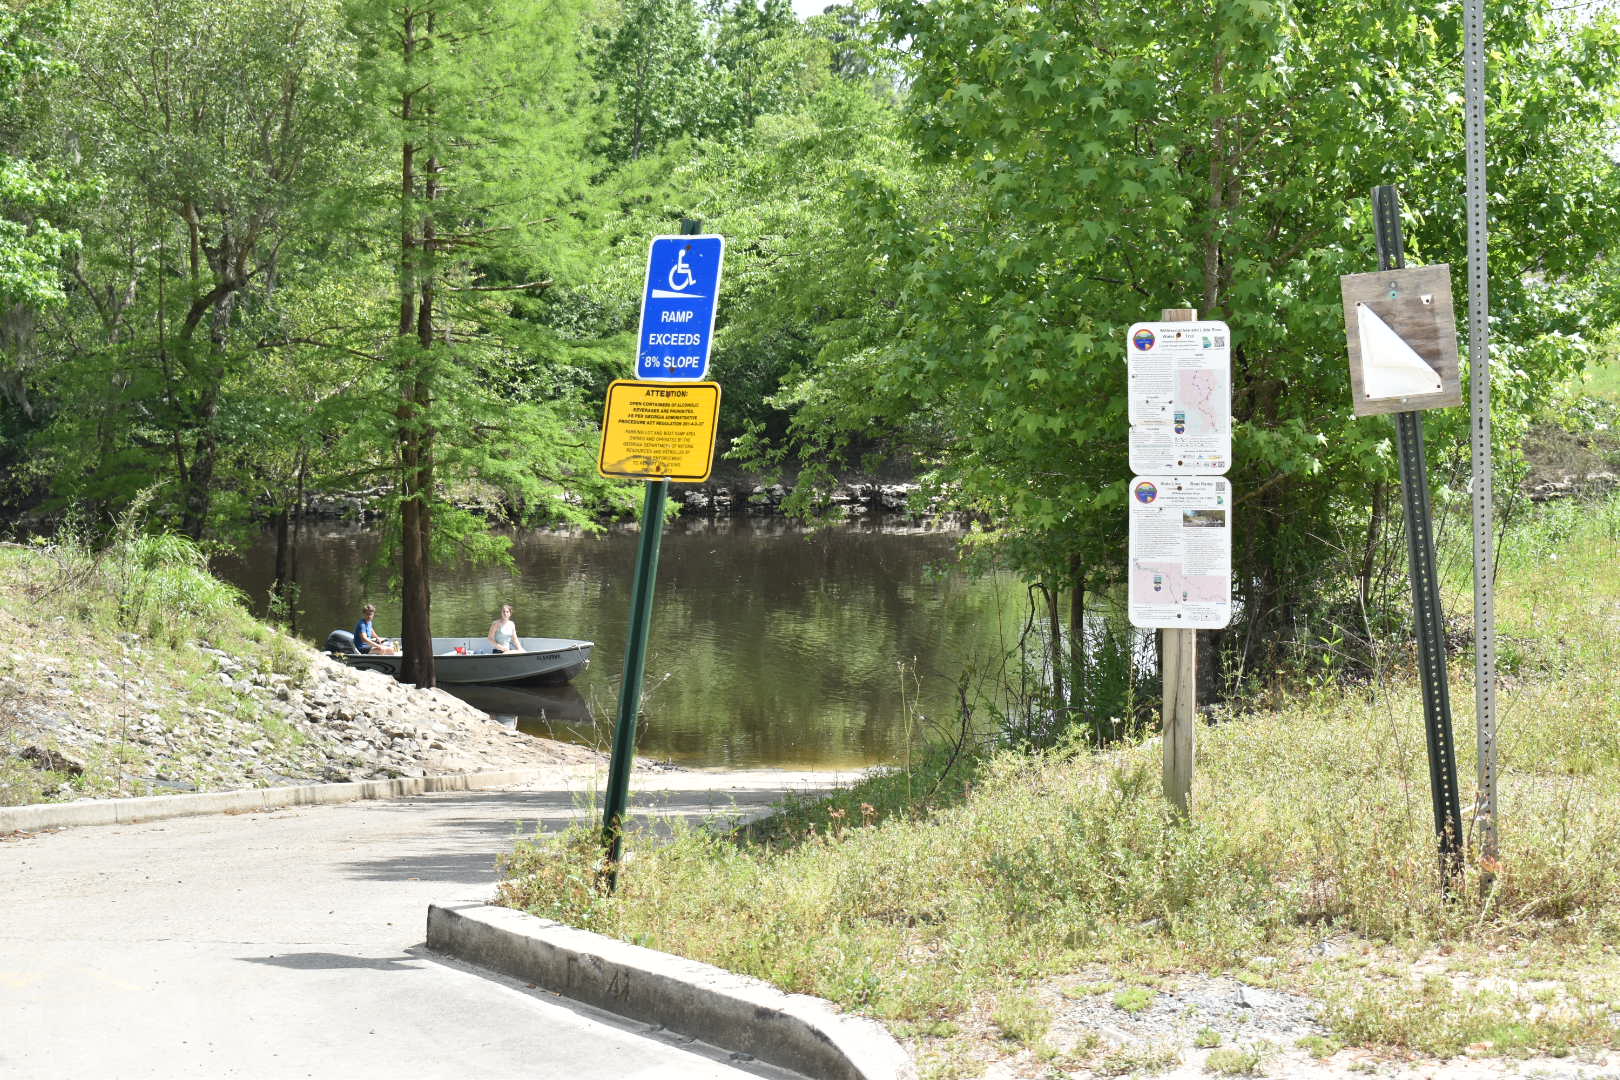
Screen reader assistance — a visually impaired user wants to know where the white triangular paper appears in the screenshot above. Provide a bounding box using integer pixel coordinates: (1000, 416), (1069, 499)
(1357, 303), (1442, 399)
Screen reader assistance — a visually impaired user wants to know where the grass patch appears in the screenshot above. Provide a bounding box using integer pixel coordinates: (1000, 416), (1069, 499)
(1095, 1043), (1181, 1075)
(1112, 986), (1156, 1015)
(738, 737), (979, 849)
(891, 1018), (960, 1039)
(1203, 1046), (1264, 1075)
(1579, 346), (1620, 404)
(1060, 980), (1115, 999)
(989, 992), (1049, 1044)
(0, 528), (302, 666)
(260, 712), (305, 746)
(1520, 350), (1620, 493)
(1319, 972), (1605, 1059)
(1295, 1034), (1340, 1058)
(499, 491), (1620, 1068)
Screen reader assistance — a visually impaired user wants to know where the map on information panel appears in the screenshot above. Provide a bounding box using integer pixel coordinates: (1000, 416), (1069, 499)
(1128, 476), (1232, 630)
(1127, 321), (1232, 475)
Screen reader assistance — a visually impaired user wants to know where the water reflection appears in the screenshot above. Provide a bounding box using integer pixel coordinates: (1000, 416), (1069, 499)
(448, 683), (595, 735)
(214, 517), (1022, 769)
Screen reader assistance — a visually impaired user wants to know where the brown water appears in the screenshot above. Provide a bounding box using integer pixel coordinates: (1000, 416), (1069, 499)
(214, 518), (1024, 769)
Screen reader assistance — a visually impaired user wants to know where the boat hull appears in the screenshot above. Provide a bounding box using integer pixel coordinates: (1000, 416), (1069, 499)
(338, 636), (593, 686)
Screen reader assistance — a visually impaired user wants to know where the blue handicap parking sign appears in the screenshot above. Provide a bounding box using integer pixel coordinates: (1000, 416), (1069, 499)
(636, 235), (725, 381)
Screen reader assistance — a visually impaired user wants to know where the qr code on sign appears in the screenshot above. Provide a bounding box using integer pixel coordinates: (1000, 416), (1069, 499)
(1213, 335), (1227, 347)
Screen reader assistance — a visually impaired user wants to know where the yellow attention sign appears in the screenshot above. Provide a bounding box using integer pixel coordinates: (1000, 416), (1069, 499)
(598, 379), (722, 483)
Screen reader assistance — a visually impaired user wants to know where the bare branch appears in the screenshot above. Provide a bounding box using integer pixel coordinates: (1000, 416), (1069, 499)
(444, 279), (554, 293)
(256, 336), (387, 364)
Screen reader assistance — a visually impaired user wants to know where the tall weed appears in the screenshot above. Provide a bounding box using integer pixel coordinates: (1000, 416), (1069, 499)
(113, 532), (246, 645)
(15, 514), (263, 654)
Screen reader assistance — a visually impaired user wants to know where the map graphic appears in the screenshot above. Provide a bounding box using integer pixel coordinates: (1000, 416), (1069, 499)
(1175, 370), (1225, 436)
(1130, 562), (1228, 606)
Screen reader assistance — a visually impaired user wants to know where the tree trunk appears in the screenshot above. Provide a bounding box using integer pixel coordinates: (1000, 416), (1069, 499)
(1068, 554), (1086, 730)
(399, 441), (433, 686)
(179, 290), (235, 540)
(393, 10), (436, 689)
(399, 254), (436, 687)
(1359, 480), (1386, 614)
(289, 453), (305, 633)
(1044, 582), (1064, 715)
(1196, 628), (1222, 704)
(1202, 49), (1227, 315)
(270, 505), (291, 614)
(268, 454), (308, 632)
(180, 391), (219, 538)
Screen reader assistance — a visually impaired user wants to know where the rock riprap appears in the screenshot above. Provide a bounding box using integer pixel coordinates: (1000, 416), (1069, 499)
(0, 640), (598, 804)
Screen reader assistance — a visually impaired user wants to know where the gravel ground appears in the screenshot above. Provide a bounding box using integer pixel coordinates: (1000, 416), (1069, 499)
(945, 966), (1620, 1080)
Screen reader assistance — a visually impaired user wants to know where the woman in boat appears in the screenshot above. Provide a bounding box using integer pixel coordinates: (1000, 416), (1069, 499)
(486, 603), (524, 654)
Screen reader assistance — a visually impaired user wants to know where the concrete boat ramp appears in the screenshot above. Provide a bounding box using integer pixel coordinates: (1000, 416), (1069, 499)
(0, 767), (905, 1080)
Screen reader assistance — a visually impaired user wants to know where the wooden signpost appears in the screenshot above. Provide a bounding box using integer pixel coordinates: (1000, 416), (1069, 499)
(1159, 307), (1197, 817)
(1126, 306), (1233, 816)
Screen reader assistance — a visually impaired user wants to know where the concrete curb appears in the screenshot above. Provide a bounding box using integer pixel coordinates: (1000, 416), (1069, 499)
(0, 769), (553, 833)
(427, 901), (916, 1080)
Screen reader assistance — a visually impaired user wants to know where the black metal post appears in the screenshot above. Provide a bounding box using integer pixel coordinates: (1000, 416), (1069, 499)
(1372, 185), (1464, 891)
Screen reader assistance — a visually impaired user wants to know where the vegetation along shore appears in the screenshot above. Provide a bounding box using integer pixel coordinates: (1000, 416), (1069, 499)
(502, 483), (1620, 1079)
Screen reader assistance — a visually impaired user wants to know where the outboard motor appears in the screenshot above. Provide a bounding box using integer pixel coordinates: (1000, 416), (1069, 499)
(324, 628), (357, 654)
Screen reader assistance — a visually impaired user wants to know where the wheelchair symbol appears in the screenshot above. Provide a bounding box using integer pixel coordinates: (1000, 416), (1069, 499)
(668, 247), (696, 293)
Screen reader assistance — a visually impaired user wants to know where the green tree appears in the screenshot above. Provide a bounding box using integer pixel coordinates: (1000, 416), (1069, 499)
(347, 0), (615, 685)
(592, 0), (709, 163)
(31, 0), (361, 537)
(0, 3), (76, 313)
(0, 1), (80, 494)
(702, 71), (908, 447)
(747, 0), (1620, 722)
(591, 0), (818, 164)
(572, 0), (880, 449)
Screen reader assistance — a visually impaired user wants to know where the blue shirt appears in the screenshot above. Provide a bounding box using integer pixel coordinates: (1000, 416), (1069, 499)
(354, 618), (375, 653)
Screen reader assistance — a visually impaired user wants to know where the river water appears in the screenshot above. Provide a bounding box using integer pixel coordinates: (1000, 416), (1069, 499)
(214, 518), (1026, 769)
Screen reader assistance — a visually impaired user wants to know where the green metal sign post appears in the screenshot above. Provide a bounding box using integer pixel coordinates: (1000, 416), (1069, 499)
(600, 475), (669, 888)
(599, 219), (705, 890)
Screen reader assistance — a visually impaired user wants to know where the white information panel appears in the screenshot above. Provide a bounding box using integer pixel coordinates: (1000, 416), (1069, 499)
(1128, 475), (1232, 629)
(1127, 321), (1232, 475)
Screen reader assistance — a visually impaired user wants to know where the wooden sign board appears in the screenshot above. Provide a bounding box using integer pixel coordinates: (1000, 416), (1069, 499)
(598, 379), (721, 483)
(1341, 264), (1462, 417)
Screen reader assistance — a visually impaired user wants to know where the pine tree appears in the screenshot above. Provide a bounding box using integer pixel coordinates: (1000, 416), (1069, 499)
(348, 0), (598, 686)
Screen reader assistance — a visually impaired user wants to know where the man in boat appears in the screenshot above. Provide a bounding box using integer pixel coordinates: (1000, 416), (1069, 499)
(354, 604), (398, 655)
